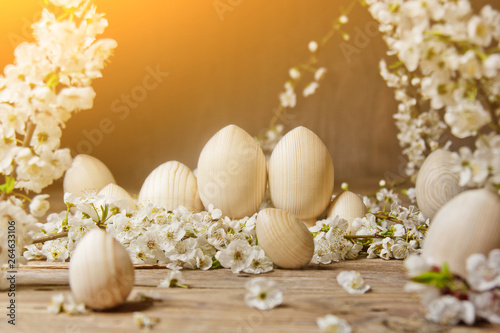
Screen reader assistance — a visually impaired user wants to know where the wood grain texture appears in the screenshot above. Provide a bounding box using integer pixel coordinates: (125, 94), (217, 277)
(268, 126), (334, 220)
(138, 161), (204, 212)
(69, 229), (135, 310)
(256, 208), (314, 269)
(3, 258), (499, 332)
(327, 190), (368, 233)
(416, 149), (462, 219)
(422, 189), (500, 276)
(197, 125), (267, 218)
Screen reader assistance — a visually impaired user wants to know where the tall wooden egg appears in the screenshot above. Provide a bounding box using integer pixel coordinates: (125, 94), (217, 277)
(268, 126), (334, 221)
(197, 125), (267, 218)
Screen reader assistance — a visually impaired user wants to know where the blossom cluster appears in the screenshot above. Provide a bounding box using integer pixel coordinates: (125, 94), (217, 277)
(23, 183), (428, 275)
(0, 0), (116, 288)
(405, 249), (500, 325)
(24, 192), (274, 274)
(310, 185), (427, 263)
(0, 0), (116, 193)
(366, 0), (500, 191)
(361, 186), (427, 260)
(309, 216), (363, 264)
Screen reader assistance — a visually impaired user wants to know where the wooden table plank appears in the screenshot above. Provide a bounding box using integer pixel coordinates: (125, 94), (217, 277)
(1, 258), (499, 332)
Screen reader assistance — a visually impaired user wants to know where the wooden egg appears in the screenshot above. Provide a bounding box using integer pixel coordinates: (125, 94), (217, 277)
(327, 190), (368, 233)
(416, 149), (462, 218)
(256, 208), (314, 268)
(63, 154), (116, 196)
(268, 126), (334, 221)
(69, 229), (134, 310)
(138, 161), (203, 212)
(197, 125), (267, 218)
(422, 189), (500, 276)
(98, 183), (136, 210)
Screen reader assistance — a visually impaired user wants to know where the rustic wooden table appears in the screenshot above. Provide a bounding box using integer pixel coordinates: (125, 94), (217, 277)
(2, 258), (498, 333)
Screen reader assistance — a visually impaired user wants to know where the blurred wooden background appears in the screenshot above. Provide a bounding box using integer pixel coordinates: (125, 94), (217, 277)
(0, 0), (495, 196)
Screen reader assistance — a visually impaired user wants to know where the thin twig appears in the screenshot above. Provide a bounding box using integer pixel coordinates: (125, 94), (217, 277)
(374, 213), (405, 225)
(374, 212), (428, 231)
(22, 121), (36, 148)
(344, 235), (388, 239)
(31, 231), (68, 244)
(266, 0), (359, 131)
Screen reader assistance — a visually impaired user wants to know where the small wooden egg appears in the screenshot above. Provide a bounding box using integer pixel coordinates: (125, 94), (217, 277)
(256, 208), (314, 268)
(69, 229), (134, 310)
(98, 183), (136, 210)
(422, 189), (500, 277)
(268, 126), (334, 221)
(63, 154), (116, 196)
(197, 125), (267, 218)
(416, 149), (462, 218)
(327, 190), (367, 233)
(138, 161), (203, 212)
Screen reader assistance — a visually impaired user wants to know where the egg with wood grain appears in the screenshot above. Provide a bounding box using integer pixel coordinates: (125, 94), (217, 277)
(268, 126), (334, 224)
(416, 149), (462, 218)
(69, 229), (134, 310)
(422, 189), (500, 277)
(197, 124), (267, 218)
(256, 208), (314, 268)
(138, 160), (203, 212)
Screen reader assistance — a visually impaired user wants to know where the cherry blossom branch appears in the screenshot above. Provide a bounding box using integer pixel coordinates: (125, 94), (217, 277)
(374, 212), (428, 231)
(344, 235), (387, 239)
(267, 0), (358, 131)
(374, 212), (404, 225)
(31, 231), (69, 244)
(344, 234), (419, 240)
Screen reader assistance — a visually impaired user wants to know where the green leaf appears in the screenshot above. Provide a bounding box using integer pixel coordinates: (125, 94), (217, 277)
(380, 229), (393, 236)
(441, 263), (453, 279)
(389, 61), (404, 69)
(411, 263), (454, 289)
(411, 271), (448, 288)
(425, 30), (444, 37)
(0, 176), (15, 194)
(211, 258), (221, 269)
(389, 3), (399, 12)
(473, 48), (487, 61)
(44, 72), (60, 89)
(101, 204), (109, 222)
